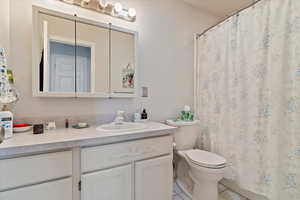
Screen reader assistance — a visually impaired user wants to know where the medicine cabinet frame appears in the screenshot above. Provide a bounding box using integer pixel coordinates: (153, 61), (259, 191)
(32, 6), (138, 98)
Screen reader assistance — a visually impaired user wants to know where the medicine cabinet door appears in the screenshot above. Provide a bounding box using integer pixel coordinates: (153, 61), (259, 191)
(35, 12), (76, 97)
(75, 21), (110, 97)
(110, 30), (136, 95)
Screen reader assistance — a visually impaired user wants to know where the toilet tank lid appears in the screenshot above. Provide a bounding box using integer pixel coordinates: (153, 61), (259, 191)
(166, 120), (199, 127)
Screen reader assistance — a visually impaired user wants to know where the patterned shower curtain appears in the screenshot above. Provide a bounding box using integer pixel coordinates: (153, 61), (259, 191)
(195, 0), (300, 199)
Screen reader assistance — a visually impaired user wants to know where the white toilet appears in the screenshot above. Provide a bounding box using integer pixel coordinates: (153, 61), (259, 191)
(166, 120), (226, 200)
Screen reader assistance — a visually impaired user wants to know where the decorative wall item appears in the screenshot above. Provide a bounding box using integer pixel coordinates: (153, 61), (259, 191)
(58, 0), (136, 22)
(122, 63), (134, 88)
(0, 48), (18, 106)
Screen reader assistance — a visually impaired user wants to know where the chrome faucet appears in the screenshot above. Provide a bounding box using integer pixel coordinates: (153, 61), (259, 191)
(114, 110), (125, 124)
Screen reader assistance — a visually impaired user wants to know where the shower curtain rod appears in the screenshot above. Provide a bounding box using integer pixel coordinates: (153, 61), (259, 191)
(196, 0), (263, 39)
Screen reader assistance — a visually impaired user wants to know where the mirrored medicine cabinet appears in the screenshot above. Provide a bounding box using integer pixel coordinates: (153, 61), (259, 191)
(32, 6), (137, 98)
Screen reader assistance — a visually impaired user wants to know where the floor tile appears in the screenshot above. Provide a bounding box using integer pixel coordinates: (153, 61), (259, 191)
(173, 194), (184, 200)
(172, 183), (247, 200)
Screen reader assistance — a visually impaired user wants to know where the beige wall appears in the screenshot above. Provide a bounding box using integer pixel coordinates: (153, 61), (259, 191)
(0, 0), (10, 62)
(7, 0), (217, 121)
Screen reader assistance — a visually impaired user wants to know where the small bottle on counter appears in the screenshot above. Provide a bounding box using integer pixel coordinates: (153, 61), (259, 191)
(141, 109), (148, 120)
(65, 119), (69, 128)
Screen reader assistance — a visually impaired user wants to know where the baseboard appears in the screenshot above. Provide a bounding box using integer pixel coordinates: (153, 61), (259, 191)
(220, 179), (269, 200)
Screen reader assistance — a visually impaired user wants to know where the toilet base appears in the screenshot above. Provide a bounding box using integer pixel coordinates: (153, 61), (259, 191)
(191, 178), (218, 200)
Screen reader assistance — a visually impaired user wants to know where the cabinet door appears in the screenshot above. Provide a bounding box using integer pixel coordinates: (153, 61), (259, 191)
(135, 155), (173, 200)
(81, 164), (132, 200)
(75, 21), (110, 96)
(38, 13), (76, 95)
(110, 30), (136, 94)
(0, 178), (72, 200)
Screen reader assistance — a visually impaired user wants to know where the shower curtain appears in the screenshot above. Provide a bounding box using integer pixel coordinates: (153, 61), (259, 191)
(195, 0), (300, 199)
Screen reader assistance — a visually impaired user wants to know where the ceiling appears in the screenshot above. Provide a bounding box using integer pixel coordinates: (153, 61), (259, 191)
(183, 0), (254, 18)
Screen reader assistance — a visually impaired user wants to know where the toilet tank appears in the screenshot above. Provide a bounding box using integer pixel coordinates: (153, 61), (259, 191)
(166, 120), (200, 150)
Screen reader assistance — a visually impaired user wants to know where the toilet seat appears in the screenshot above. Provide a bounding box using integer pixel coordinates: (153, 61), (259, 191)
(186, 150), (226, 169)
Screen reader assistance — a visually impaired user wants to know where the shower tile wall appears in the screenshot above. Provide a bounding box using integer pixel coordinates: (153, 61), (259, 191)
(172, 183), (249, 200)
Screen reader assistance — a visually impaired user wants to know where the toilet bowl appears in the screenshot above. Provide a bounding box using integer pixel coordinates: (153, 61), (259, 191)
(166, 120), (226, 200)
(177, 149), (226, 200)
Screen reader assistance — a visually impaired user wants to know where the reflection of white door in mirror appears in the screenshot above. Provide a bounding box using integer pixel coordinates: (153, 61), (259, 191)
(48, 39), (93, 93)
(49, 41), (75, 92)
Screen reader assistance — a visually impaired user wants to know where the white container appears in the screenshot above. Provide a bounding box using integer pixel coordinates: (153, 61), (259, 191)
(0, 111), (13, 139)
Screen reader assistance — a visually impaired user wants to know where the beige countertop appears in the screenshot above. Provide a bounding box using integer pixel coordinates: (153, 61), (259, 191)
(0, 122), (176, 158)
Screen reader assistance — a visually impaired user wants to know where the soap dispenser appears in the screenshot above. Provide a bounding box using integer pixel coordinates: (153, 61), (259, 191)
(141, 109), (148, 120)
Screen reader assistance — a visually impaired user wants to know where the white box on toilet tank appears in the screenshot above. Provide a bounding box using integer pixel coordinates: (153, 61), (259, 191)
(0, 111), (13, 139)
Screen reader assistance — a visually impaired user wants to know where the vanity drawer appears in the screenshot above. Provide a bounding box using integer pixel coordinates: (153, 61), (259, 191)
(0, 151), (72, 191)
(0, 177), (72, 200)
(82, 135), (173, 173)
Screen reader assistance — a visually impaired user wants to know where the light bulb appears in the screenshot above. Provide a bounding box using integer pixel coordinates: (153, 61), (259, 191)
(128, 8), (136, 17)
(98, 0), (108, 8)
(114, 2), (123, 13)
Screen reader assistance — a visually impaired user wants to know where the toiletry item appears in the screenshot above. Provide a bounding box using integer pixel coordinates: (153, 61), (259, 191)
(134, 112), (141, 122)
(184, 105), (191, 112)
(45, 121), (56, 130)
(72, 122), (89, 129)
(141, 109), (148, 120)
(0, 111), (13, 139)
(78, 122), (88, 127)
(13, 123), (33, 133)
(65, 119), (69, 128)
(33, 124), (44, 134)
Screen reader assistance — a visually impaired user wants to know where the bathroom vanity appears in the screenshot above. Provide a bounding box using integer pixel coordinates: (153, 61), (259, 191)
(0, 122), (175, 200)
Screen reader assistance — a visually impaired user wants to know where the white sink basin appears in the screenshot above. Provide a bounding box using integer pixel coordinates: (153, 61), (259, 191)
(96, 122), (147, 132)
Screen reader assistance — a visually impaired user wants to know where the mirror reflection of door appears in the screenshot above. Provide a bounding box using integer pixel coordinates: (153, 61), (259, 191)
(76, 45), (91, 93)
(49, 41), (75, 92)
(39, 13), (76, 94)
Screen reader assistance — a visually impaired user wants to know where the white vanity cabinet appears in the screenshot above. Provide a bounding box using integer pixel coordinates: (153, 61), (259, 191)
(81, 164), (132, 200)
(81, 135), (173, 200)
(135, 155), (173, 200)
(0, 151), (73, 200)
(0, 178), (73, 200)
(0, 134), (173, 200)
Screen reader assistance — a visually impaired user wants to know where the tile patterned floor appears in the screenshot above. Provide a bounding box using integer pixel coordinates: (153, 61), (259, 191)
(172, 183), (249, 200)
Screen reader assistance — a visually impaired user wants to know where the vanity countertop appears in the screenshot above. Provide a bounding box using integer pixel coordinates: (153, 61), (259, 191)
(0, 122), (176, 158)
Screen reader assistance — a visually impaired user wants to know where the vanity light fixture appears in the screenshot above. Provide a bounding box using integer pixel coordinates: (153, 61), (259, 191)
(128, 8), (136, 18)
(98, 0), (108, 8)
(114, 2), (123, 13)
(58, 0), (136, 22)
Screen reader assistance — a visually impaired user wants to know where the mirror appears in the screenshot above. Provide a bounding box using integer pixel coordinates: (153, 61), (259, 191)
(32, 7), (137, 98)
(75, 20), (110, 97)
(111, 29), (135, 94)
(36, 12), (76, 96)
